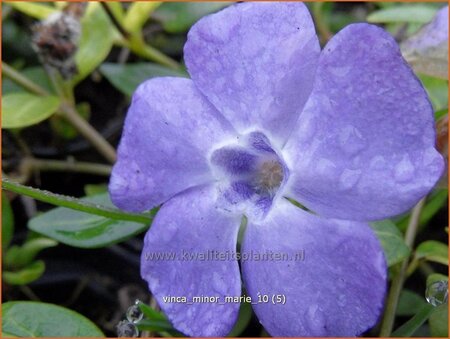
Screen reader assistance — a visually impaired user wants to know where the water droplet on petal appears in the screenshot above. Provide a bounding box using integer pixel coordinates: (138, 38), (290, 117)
(426, 280), (448, 306)
(212, 272), (228, 294)
(126, 304), (144, 323)
(117, 320), (139, 337)
(337, 294), (347, 307)
(394, 155), (415, 182)
(339, 168), (362, 190)
(338, 125), (366, 156)
(330, 66), (351, 77)
(316, 158), (337, 176)
(369, 155), (386, 170)
(297, 117), (316, 143)
(306, 304), (326, 336)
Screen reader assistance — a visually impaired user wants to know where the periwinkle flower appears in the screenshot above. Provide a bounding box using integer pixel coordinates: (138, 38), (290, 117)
(401, 6), (448, 80)
(109, 2), (444, 337)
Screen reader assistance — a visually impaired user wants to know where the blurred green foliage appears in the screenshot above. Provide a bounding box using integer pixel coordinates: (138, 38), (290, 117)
(1, 2), (448, 337)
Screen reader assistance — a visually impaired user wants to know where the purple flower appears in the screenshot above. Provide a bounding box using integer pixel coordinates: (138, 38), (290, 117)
(401, 6), (449, 79)
(109, 2), (444, 337)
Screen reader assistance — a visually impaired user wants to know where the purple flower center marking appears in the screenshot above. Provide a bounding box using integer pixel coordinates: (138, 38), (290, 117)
(256, 159), (284, 193)
(210, 131), (289, 219)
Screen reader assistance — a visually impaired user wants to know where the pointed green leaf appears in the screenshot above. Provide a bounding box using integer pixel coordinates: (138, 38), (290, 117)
(367, 5), (438, 24)
(4, 238), (58, 269)
(2, 301), (104, 337)
(105, 2), (125, 24)
(123, 2), (161, 34)
(72, 3), (114, 85)
(2, 67), (53, 95)
(2, 93), (60, 129)
(6, 2), (56, 20)
(28, 193), (151, 248)
(370, 220), (411, 266)
(415, 240), (449, 265)
(138, 302), (167, 321)
(3, 260), (45, 286)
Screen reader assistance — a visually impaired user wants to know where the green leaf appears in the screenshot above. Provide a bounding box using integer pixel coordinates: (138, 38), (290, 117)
(419, 75), (449, 111)
(429, 304), (449, 337)
(124, 2), (161, 34)
(6, 2), (56, 20)
(2, 301), (104, 337)
(154, 2), (231, 33)
(2, 67), (53, 95)
(105, 2), (125, 24)
(99, 62), (187, 97)
(3, 260), (45, 286)
(4, 238), (58, 269)
(137, 302), (180, 336)
(228, 301), (253, 337)
(427, 273), (449, 286)
(392, 303), (436, 337)
(136, 319), (178, 334)
(370, 220), (411, 266)
(2, 193), (14, 250)
(72, 3), (114, 85)
(2, 93), (60, 129)
(138, 302), (167, 322)
(435, 109), (448, 120)
(28, 193), (151, 248)
(367, 5), (438, 24)
(397, 289), (427, 316)
(415, 240), (449, 265)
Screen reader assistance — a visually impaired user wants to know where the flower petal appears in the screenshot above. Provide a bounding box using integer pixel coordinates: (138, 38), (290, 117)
(109, 77), (235, 212)
(242, 199), (386, 337)
(401, 6), (448, 79)
(184, 2), (320, 146)
(284, 24), (444, 221)
(141, 185), (242, 337)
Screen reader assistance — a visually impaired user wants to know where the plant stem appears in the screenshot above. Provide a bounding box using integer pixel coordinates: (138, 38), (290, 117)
(128, 35), (180, 70)
(2, 62), (49, 96)
(58, 103), (117, 163)
(2, 178), (152, 224)
(21, 157), (112, 176)
(99, 3), (179, 70)
(100, 2), (129, 39)
(2, 62), (117, 164)
(379, 198), (426, 337)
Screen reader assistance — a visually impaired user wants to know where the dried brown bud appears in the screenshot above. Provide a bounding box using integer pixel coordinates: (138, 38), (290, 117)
(31, 3), (86, 79)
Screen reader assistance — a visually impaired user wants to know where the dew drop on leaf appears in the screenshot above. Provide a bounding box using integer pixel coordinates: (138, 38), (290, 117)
(425, 280), (448, 306)
(126, 303), (144, 324)
(116, 320), (139, 337)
